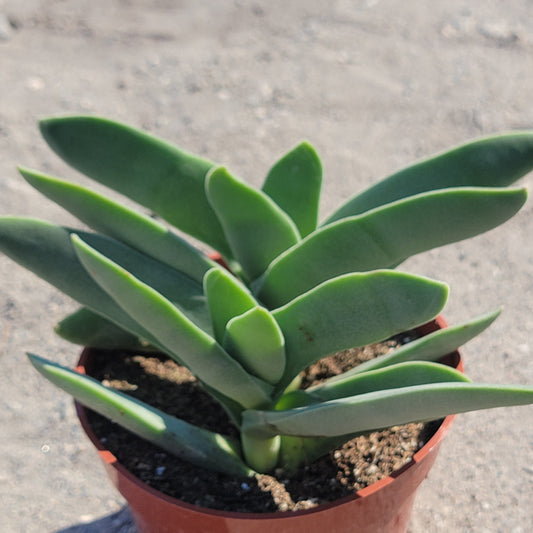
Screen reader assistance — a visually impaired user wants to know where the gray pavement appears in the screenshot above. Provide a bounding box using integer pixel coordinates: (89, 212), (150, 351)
(1, 1), (532, 531)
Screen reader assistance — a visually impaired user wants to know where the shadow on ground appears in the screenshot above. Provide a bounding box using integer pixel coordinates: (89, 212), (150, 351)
(56, 507), (137, 533)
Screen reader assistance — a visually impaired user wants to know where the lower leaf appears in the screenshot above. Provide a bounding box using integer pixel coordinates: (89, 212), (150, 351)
(55, 307), (155, 351)
(243, 382), (533, 438)
(28, 353), (255, 477)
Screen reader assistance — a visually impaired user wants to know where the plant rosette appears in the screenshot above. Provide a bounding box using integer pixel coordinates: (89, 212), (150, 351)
(1, 117), (533, 532)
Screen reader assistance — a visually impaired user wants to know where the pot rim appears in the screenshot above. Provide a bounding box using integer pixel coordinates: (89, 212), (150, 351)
(75, 315), (460, 520)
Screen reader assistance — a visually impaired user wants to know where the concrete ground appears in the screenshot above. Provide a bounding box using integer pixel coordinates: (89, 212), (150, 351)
(0, 1), (532, 531)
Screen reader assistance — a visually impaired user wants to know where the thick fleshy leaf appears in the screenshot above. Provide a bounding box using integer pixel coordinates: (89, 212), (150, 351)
(262, 141), (322, 237)
(203, 267), (257, 344)
(72, 235), (272, 409)
(326, 131), (533, 223)
(257, 187), (527, 307)
(241, 432), (280, 474)
(0, 218), (210, 333)
(206, 167), (300, 281)
(242, 383), (533, 438)
(272, 271), (448, 388)
(272, 363), (526, 468)
(308, 361), (470, 401)
(19, 167), (216, 283)
(329, 308), (500, 379)
(55, 307), (154, 350)
(224, 307), (286, 385)
(0, 218), (162, 344)
(28, 354), (253, 477)
(39, 115), (231, 256)
(279, 434), (352, 473)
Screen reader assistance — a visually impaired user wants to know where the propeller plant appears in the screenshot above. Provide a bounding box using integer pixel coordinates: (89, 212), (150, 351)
(1, 116), (533, 477)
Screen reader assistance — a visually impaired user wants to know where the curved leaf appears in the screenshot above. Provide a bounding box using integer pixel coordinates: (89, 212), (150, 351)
(19, 167), (216, 283)
(55, 307), (154, 350)
(272, 271), (448, 388)
(39, 115), (231, 256)
(28, 354), (253, 477)
(326, 131), (533, 223)
(308, 361), (470, 401)
(241, 432), (280, 474)
(203, 267), (257, 344)
(0, 218), (159, 344)
(0, 217), (211, 331)
(278, 434), (352, 473)
(243, 382), (533, 438)
(331, 308), (500, 379)
(72, 235), (272, 409)
(224, 306), (286, 385)
(206, 167), (300, 280)
(257, 187), (527, 307)
(262, 141), (322, 237)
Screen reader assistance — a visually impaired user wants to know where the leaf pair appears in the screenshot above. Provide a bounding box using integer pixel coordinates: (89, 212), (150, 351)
(243, 323), (533, 466)
(255, 187), (528, 307)
(39, 117), (323, 269)
(204, 267), (285, 385)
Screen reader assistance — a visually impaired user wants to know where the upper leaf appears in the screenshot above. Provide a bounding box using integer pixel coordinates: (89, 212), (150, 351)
(39, 115), (232, 256)
(262, 141), (322, 237)
(256, 187), (527, 307)
(205, 167), (300, 280)
(325, 131), (533, 223)
(19, 167), (216, 284)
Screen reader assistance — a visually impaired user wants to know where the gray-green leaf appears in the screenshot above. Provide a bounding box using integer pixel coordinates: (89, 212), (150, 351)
(243, 383), (533, 438)
(308, 361), (471, 401)
(39, 115), (231, 256)
(224, 306), (286, 385)
(262, 141), (322, 237)
(206, 167), (301, 281)
(55, 307), (154, 350)
(203, 267), (258, 344)
(272, 271), (449, 388)
(330, 308), (500, 379)
(326, 131), (533, 223)
(72, 235), (272, 409)
(19, 167), (216, 284)
(257, 187), (527, 307)
(28, 353), (253, 477)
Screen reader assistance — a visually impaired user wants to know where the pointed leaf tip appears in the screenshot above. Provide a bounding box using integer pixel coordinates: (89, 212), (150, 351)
(206, 166), (300, 280)
(262, 141), (322, 237)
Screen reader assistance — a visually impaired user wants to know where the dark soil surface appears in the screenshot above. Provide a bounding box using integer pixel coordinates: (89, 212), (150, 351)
(85, 336), (442, 514)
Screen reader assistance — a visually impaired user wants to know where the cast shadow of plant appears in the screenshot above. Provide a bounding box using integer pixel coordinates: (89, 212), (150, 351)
(56, 506), (137, 533)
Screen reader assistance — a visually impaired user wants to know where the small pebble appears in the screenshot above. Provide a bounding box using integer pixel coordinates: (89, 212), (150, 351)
(26, 76), (45, 91)
(366, 464), (379, 475)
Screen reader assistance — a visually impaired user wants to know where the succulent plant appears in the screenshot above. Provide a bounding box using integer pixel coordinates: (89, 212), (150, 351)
(1, 116), (533, 476)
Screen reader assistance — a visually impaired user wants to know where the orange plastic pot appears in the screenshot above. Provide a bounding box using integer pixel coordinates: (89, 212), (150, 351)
(75, 316), (461, 533)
